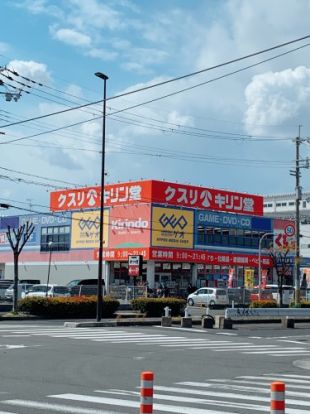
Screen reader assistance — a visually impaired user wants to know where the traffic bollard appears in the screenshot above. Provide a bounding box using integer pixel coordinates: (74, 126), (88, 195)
(164, 306), (171, 317)
(270, 381), (285, 414)
(140, 371), (154, 414)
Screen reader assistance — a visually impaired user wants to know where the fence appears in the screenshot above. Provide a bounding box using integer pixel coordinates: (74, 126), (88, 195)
(109, 285), (147, 301)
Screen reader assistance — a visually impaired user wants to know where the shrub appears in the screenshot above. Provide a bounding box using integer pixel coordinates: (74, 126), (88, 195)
(131, 297), (186, 317)
(290, 300), (310, 308)
(18, 295), (119, 318)
(250, 299), (277, 308)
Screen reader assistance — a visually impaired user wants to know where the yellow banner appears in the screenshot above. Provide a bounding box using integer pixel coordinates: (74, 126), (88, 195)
(244, 268), (254, 288)
(71, 210), (109, 249)
(152, 207), (193, 248)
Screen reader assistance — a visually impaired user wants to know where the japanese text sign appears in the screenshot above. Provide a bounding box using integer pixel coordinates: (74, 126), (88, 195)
(50, 181), (152, 211)
(152, 180), (263, 216)
(50, 180), (263, 216)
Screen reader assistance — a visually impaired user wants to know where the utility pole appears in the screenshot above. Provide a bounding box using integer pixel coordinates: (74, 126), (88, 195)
(290, 126), (310, 305)
(295, 126), (302, 305)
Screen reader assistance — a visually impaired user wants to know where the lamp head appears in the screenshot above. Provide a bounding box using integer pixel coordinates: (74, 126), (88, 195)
(95, 72), (109, 81)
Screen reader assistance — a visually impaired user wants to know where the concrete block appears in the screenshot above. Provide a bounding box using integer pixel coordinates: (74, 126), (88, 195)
(201, 316), (214, 329)
(215, 315), (233, 329)
(181, 317), (192, 328)
(282, 317), (295, 328)
(161, 316), (172, 327)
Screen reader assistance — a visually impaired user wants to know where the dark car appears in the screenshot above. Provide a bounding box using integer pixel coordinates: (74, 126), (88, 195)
(67, 279), (98, 287)
(67, 279), (104, 296)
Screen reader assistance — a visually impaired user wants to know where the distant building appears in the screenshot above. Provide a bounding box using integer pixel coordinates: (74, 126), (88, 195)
(264, 192), (310, 264)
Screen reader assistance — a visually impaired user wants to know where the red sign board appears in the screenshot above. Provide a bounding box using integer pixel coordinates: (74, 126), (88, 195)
(94, 247), (271, 267)
(152, 180), (263, 216)
(50, 181), (153, 211)
(109, 204), (151, 248)
(50, 180), (263, 216)
(128, 255), (143, 277)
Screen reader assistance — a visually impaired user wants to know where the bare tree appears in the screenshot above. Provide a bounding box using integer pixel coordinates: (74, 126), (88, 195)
(6, 222), (35, 312)
(269, 248), (292, 307)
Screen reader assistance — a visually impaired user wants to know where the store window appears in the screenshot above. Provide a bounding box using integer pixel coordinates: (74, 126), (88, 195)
(40, 226), (71, 251)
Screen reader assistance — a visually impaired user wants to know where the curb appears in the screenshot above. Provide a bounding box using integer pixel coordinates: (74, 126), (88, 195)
(64, 318), (163, 327)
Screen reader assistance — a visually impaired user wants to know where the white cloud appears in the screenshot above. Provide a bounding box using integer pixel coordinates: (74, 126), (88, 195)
(244, 66), (310, 134)
(7, 60), (51, 83)
(17, 0), (63, 18)
(51, 28), (92, 47)
(86, 48), (118, 61)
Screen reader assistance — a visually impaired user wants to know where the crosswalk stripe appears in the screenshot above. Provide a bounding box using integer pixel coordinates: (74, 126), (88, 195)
(49, 393), (241, 414)
(240, 375), (310, 384)
(161, 342), (248, 348)
(244, 350), (310, 354)
(210, 378), (310, 391)
(2, 399), (123, 414)
(96, 389), (267, 412)
(177, 381), (310, 399)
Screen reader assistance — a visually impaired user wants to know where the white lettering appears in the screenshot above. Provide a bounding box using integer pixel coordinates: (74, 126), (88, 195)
(111, 217), (148, 230)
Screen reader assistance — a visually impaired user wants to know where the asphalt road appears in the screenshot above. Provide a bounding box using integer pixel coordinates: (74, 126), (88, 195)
(0, 320), (309, 413)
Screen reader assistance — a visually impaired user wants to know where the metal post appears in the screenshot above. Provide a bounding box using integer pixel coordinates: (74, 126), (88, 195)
(258, 232), (273, 300)
(95, 72), (108, 322)
(46, 241), (53, 297)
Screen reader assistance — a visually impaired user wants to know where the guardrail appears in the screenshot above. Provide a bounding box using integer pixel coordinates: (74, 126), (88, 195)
(225, 307), (310, 319)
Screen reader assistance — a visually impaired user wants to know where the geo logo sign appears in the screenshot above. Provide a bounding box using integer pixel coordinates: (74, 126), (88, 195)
(71, 210), (109, 249)
(151, 206), (193, 249)
(159, 213), (188, 230)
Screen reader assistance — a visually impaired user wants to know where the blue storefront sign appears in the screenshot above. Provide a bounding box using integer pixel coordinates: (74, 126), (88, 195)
(0, 213), (72, 250)
(196, 210), (252, 230)
(195, 210), (272, 231)
(0, 216), (19, 230)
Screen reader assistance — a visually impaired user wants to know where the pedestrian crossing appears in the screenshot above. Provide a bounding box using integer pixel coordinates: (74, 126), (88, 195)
(0, 373), (310, 413)
(0, 325), (309, 356)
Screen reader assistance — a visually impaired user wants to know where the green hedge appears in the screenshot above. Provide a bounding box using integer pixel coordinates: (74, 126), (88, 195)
(18, 296), (119, 318)
(131, 298), (186, 317)
(290, 301), (310, 308)
(250, 299), (278, 308)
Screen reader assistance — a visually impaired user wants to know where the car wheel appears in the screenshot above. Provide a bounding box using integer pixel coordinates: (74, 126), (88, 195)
(209, 300), (215, 308)
(188, 298), (194, 306)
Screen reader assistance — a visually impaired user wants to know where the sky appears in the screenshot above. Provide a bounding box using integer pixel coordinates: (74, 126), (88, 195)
(1, 0), (310, 216)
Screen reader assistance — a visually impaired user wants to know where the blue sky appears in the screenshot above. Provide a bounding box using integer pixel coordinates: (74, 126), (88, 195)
(1, 0), (310, 215)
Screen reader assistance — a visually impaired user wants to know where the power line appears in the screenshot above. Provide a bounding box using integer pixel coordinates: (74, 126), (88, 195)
(1, 35), (309, 129)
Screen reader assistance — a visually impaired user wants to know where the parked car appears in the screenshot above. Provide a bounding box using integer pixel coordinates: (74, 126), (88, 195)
(5, 283), (34, 301)
(249, 288), (274, 301)
(19, 279), (40, 285)
(67, 279), (98, 288)
(25, 284), (70, 298)
(187, 287), (229, 307)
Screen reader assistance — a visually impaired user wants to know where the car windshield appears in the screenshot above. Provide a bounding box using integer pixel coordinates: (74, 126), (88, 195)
(67, 280), (80, 287)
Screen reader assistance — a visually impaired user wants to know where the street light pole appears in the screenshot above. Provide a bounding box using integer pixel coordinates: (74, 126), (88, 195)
(46, 241), (53, 297)
(95, 72), (108, 322)
(258, 232), (274, 300)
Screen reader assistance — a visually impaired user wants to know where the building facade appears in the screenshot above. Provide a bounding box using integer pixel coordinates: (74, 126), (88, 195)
(0, 180), (296, 293)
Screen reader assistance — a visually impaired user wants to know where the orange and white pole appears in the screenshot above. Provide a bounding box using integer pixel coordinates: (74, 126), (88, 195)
(140, 371), (154, 414)
(270, 381), (285, 414)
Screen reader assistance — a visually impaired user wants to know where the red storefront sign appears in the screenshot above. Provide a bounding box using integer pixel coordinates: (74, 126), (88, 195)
(50, 181), (153, 211)
(152, 180), (263, 216)
(50, 180), (263, 216)
(94, 247), (272, 267)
